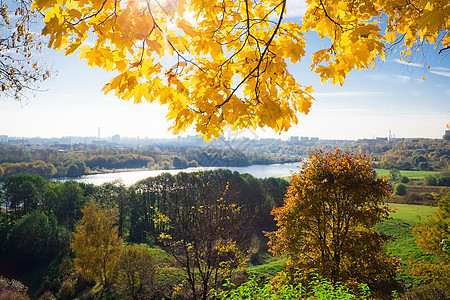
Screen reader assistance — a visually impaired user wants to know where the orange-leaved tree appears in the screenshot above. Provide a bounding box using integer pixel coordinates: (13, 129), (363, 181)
(267, 150), (400, 296)
(32, 0), (449, 139)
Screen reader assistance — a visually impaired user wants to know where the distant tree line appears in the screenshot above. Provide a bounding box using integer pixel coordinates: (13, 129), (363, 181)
(238, 138), (450, 172)
(0, 144), (296, 181)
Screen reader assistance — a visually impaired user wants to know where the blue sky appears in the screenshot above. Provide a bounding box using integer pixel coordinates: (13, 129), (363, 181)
(1, 1), (449, 141)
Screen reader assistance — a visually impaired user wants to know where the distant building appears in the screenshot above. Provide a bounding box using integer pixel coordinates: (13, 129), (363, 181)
(376, 137), (388, 142)
(8, 138), (26, 144)
(444, 130), (450, 141)
(112, 134), (121, 143)
(0, 135), (8, 143)
(310, 137), (319, 141)
(290, 136), (299, 143)
(300, 136), (309, 142)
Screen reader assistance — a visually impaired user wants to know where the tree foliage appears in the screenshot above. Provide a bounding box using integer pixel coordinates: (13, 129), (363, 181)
(113, 244), (157, 300)
(32, 0), (449, 139)
(3, 211), (70, 263)
(71, 202), (123, 290)
(0, 0), (50, 100)
(2, 173), (47, 220)
(267, 150), (399, 295)
(411, 189), (450, 291)
(152, 171), (249, 300)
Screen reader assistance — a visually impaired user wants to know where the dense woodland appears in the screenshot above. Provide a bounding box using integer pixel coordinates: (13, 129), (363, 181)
(0, 148), (449, 299)
(0, 170), (289, 299)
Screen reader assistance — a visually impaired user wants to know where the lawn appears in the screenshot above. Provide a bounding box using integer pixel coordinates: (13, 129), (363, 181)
(374, 168), (439, 179)
(386, 203), (437, 223)
(376, 203), (438, 288)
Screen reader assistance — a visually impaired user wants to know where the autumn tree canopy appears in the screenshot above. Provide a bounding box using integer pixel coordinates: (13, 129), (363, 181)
(267, 150), (399, 295)
(72, 202), (123, 291)
(33, 0), (449, 138)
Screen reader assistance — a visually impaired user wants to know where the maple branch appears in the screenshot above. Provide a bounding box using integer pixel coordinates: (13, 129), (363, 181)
(318, 0), (343, 31)
(215, 0), (286, 110)
(439, 46), (450, 54)
(71, 0), (108, 25)
(145, 2), (205, 74)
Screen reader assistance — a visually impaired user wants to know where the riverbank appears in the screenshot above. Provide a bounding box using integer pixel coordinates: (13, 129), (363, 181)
(59, 162), (304, 186)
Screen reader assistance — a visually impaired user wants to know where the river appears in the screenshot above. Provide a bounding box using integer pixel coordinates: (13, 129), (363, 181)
(69, 161), (304, 186)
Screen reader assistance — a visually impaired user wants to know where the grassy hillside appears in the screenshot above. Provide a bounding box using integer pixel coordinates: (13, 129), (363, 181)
(376, 203), (437, 288)
(374, 168), (439, 179)
(387, 203), (436, 223)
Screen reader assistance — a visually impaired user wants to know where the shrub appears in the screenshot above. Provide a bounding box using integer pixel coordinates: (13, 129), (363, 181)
(418, 161), (429, 171)
(424, 175), (438, 186)
(211, 273), (371, 299)
(401, 176), (410, 184)
(38, 291), (56, 300)
(404, 192), (422, 204)
(394, 183), (407, 196)
(57, 280), (75, 300)
(0, 276), (29, 300)
(436, 171), (450, 186)
(401, 283), (448, 300)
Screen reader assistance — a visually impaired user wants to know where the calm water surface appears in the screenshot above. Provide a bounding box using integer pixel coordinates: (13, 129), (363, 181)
(70, 161), (304, 186)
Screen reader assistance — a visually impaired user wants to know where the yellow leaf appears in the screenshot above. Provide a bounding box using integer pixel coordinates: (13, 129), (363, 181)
(177, 19), (195, 37)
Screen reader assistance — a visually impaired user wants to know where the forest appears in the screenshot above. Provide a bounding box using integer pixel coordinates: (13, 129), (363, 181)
(0, 169), (290, 299)
(0, 143), (295, 180)
(0, 150), (448, 299)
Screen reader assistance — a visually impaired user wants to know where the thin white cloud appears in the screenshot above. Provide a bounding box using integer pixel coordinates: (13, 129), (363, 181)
(395, 75), (411, 83)
(392, 60), (450, 78)
(398, 112), (448, 118)
(370, 73), (414, 83)
(332, 108), (371, 112)
(392, 59), (423, 68)
(430, 66), (450, 72)
(446, 90), (450, 97)
(430, 70), (450, 78)
(313, 91), (391, 98)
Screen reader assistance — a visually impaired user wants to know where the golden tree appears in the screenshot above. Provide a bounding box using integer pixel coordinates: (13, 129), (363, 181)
(71, 202), (123, 292)
(267, 150), (400, 295)
(32, 0), (449, 139)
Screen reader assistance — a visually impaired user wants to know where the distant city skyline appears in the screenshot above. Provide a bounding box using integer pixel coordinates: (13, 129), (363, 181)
(1, 129), (448, 145)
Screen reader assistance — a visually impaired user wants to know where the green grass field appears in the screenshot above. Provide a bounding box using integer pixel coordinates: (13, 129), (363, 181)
(377, 203), (438, 288)
(374, 168), (439, 179)
(386, 203), (437, 223)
